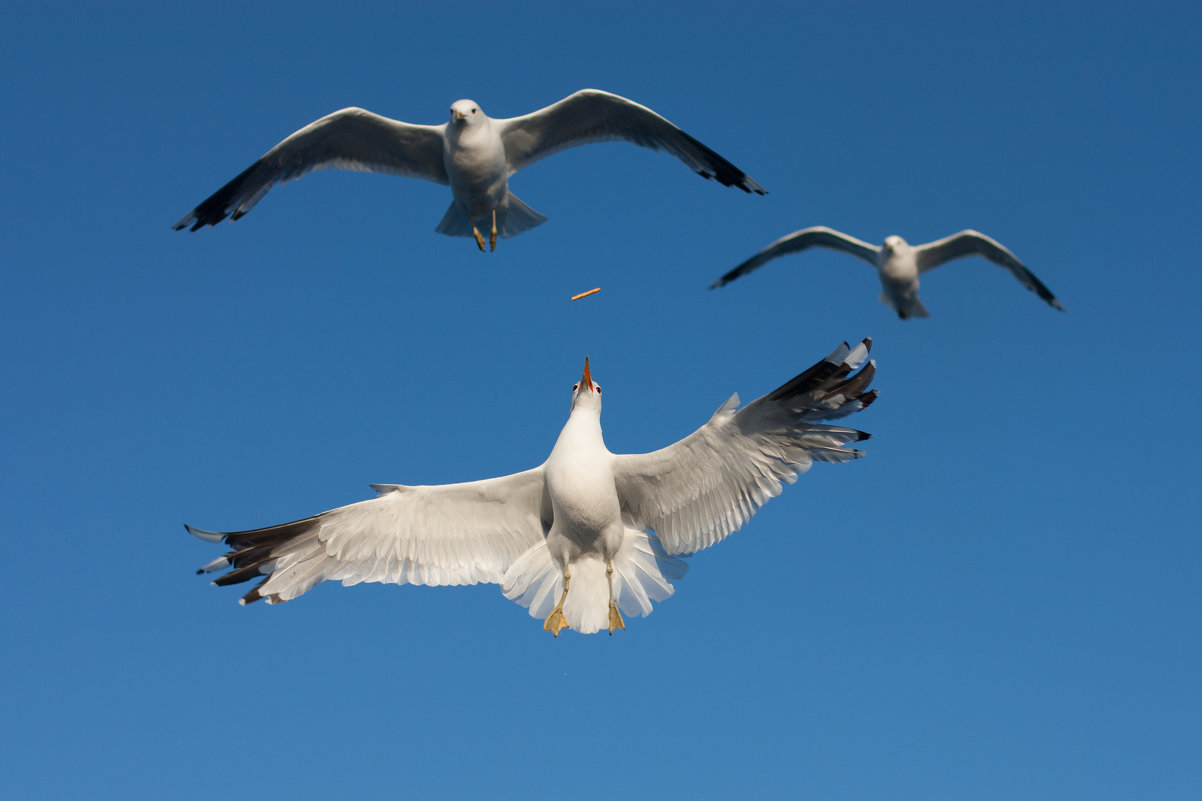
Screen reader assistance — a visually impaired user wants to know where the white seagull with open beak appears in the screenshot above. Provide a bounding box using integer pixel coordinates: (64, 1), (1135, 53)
(173, 89), (766, 252)
(711, 226), (1064, 319)
(189, 341), (876, 636)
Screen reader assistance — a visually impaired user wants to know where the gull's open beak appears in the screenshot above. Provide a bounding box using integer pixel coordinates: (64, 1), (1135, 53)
(581, 357), (594, 391)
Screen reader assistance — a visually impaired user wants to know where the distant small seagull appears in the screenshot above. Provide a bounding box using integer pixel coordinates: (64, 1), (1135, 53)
(711, 226), (1065, 319)
(173, 89), (766, 251)
(189, 341), (876, 636)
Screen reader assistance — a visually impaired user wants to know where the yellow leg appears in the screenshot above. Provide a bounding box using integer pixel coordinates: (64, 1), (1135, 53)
(607, 561), (625, 635)
(472, 225), (485, 252)
(489, 209), (498, 251)
(543, 566), (571, 637)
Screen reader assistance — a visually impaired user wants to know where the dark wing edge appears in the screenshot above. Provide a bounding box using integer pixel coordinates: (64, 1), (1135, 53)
(916, 230), (1065, 311)
(188, 516), (322, 605)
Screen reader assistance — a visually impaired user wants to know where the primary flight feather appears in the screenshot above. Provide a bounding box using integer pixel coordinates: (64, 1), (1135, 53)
(189, 340), (876, 636)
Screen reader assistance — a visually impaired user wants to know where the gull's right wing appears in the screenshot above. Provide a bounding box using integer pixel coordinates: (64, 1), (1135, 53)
(189, 467), (550, 604)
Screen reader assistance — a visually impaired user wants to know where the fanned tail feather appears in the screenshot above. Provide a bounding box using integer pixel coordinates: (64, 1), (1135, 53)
(502, 531), (687, 634)
(562, 557), (611, 635)
(434, 201), (474, 238)
(433, 192), (547, 240)
(502, 542), (561, 618)
(611, 530), (688, 618)
(498, 192), (547, 238)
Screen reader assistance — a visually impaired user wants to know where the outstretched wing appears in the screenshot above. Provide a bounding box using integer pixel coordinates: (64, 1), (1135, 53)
(710, 226), (880, 288)
(915, 230), (1065, 311)
(496, 89), (766, 194)
(189, 467), (550, 604)
(612, 339), (877, 556)
(174, 107), (448, 230)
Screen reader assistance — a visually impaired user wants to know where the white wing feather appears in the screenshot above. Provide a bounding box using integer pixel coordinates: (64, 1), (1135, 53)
(496, 89), (766, 193)
(711, 226), (881, 288)
(188, 468), (550, 604)
(613, 340), (876, 555)
(915, 229), (1065, 311)
(174, 107), (449, 230)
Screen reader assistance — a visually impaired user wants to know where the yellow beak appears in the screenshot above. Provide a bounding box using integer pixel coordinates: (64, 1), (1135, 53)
(455, 111), (466, 121)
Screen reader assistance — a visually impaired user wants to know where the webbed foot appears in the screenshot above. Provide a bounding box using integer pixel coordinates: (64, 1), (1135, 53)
(608, 601), (625, 635)
(544, 607), (569, 637)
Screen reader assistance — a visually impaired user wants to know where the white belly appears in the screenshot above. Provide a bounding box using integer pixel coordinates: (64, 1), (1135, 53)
(443, 130), (508, 218)
(545, 443), (623, 566)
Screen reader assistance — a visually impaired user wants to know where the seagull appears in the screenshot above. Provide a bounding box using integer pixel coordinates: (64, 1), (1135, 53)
(173, 89), (767, 251)
(711, 226), (1065, 318)
(189, 341), (877, 636)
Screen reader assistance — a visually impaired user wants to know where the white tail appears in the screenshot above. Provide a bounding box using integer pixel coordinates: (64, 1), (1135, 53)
(434, 201), (474, 238)
(880, 291), (930, 319)
(502, 530), (687, 634)
(498, 192), (547, 238)
(434, 192), (548, 240)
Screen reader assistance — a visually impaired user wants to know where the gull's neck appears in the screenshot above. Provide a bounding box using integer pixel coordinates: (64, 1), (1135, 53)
(552, 404), (605, 458)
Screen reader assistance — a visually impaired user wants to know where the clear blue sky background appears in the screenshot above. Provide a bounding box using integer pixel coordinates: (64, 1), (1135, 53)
(2, 2), (1198, 799)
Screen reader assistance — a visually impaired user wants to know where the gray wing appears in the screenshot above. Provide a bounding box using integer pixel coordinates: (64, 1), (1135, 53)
(710, 226), (881, 288)
(189, 467), (550, 604)
(915, 230), (1065, 311)
(496, 89), (766, 194)
(174, 107), (448, 230)
(612, 339), (877, 556)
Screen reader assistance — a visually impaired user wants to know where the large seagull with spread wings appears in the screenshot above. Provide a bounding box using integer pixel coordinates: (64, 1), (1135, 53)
(174, 89), (766, 251)
(190, 340), (876, 636)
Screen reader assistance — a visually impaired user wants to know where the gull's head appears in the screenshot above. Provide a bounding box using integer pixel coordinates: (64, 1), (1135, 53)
(449, 99), (483, 126)
(883, 235), (907, 252)
(570, 356), (602, 412)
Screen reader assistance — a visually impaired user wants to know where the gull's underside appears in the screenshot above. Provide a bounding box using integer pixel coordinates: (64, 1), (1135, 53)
(190, 340), (876, 635)
(192, 339), (879, 635)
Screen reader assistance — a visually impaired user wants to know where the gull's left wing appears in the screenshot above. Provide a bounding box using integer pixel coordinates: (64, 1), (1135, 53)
(613, 340), (877, 556)
(496, 89), (767, 194)
(916, 230), (1065, 311)
(189, 468), (551, 604)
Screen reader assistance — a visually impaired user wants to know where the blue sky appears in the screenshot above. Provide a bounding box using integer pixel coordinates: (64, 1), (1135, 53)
(2, 1), (1199, 799)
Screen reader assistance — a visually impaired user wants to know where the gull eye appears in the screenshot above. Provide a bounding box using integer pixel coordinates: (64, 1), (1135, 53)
(572, 382), (579, 391)
(595, 385), (602, 394)
(471, 108), (477, 113)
